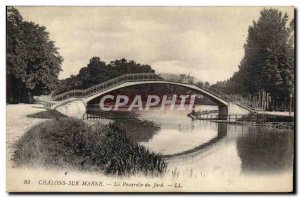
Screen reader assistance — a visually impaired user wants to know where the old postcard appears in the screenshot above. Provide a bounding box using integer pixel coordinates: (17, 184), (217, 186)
(6, 6), (295, 192)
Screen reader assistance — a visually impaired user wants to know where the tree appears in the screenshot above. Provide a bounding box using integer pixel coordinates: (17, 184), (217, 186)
(77, 57), (109, 88)
(243, 9), (294, 106)
(6, 6), (62, 103)
(108, 58), (154, 75)
(211, 8), (294, 108)
(54, 57), (155, 95)
(204, 81), (210, 89)
(7, 7), (26, 103)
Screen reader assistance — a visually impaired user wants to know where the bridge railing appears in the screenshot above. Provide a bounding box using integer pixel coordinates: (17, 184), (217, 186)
(52, 73), (161, 101)
(157, 73), (230, 103)
(52, 72), (230, 103)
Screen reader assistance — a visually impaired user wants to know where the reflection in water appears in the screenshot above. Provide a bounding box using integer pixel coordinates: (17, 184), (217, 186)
(87, 108), (159, 143)
(164, 123), (228, 158)
(88, 104), (294, 176)
(136, 105), (293, 176)
(236, 127), (294, 174)
(114, 118), (159, 143)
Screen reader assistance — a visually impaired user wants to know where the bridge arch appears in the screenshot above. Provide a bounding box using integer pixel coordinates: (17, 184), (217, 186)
(85, 81), (228, 106)
(51, 74), (229, 119)
(84, 81), (229, 120)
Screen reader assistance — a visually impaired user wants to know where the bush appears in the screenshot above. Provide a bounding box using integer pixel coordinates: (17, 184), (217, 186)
(13, 118), (167, 176)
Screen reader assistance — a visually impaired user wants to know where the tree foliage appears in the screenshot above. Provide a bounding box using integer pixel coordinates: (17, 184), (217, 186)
(211, 8), (294, 107)
(53, 57), (155, 95)
(7, 6), (62, 103)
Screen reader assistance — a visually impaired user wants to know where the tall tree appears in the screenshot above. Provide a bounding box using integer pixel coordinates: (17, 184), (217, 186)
(212, 8), (294, 108)
(7, 6), (63, 103)
(244, 9), (294, 106)
(7, 7), (26, 103)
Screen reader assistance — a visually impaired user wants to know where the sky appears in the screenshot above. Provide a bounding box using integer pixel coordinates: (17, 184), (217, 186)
(16, 6), (294, 83)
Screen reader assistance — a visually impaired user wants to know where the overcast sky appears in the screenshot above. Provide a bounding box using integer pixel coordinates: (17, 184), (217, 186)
(17, 6), (293, 83)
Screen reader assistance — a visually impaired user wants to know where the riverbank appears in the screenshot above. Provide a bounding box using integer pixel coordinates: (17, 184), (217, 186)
(8, 104), (166, 176)
(233, 102), (294, 117)
(7, 104), (293, 192)
(6, 104), (51, 166)
(242, 112), (294, 122)
(13, 118), (167, 176)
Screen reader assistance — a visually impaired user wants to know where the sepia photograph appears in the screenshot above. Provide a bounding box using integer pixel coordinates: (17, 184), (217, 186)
(5, 6), (295, 193)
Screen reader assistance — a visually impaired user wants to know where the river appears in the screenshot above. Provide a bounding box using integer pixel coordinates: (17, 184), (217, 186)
(87, 104), (294, 189)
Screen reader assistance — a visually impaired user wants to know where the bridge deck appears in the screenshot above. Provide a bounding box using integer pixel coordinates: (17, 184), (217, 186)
(52, 73), (229, 107)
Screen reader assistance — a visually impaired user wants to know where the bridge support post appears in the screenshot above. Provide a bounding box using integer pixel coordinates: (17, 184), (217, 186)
(218, 105), (228, 120)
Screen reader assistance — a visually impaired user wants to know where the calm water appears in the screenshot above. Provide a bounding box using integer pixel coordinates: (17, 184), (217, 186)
(88, 104), (294, 177)
(132, 104), (293, 176)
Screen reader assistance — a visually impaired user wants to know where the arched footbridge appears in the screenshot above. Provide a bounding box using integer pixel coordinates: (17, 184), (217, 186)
(50, 73), (229, 119)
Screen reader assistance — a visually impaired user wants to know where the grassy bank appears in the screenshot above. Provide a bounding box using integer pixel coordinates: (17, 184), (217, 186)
(13, 118), (167, 176)
(241, 113), (294, 122)
(27, 109), (67, 119)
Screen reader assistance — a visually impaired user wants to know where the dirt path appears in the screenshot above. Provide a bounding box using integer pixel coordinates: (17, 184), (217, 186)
(6, 104), (49, 167)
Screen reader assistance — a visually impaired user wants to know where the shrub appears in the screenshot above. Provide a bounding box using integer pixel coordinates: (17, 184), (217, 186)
(13, 118), (167, 176)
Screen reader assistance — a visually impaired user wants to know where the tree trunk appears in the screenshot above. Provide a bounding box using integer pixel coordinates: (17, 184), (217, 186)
(27, 91), (34, 104)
